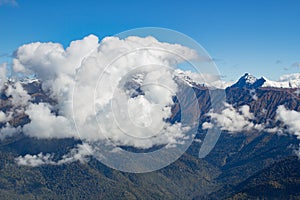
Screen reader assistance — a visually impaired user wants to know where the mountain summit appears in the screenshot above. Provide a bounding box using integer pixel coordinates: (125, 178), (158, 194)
(229, 73), (300, 89)
(230, 73), (266, 89)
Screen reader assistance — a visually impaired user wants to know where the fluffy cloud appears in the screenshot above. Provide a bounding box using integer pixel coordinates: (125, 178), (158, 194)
(276, 105), (300, 138)
(22, 103), (75, 139)
(204, 103), (300, 158)
(276, 106), (300, 158)
(0, 63), (7, 90)
(6, 81), (31, 107)
(278, 73), (300, 88)
(203, 104), (300, 158)
(0, 111), (6, 122)
(2, 34), (300, 167)
(15, 143), (94, 167)
(0, 81), (31, 140)
(262, 73), (300, 88)
(9, 34), (199, 150)
(15, 153), (55, 167)
(202, 103), (264, 133)
(0, 123), (21, 140)
(57, 143), (95, 164)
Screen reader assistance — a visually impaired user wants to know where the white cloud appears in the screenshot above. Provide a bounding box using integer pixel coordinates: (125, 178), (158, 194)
(278, 73), (300, 88)
(15, 153), (55, 167)
(0, 81), (31, 140)
(0, 111), (7, 122)
(3, 34), (300, 166)
(12, 59), (27, 73)
(262, 73), (300, 88)
(274, 106), (300, 158)
(0, 63), (7, 90)
(294, 89), (300, 97)
(23, 103), (75, 139)
(15, 143), (94, 167)
(0, 123), (21, 140)
(203, 103), (264, 133)
(6, 81), (31, 107)
(276, 105), (300, 139)
(57, 143), (95, 164)
(11, 35), (198, 149)
(202, 103), (285, 134)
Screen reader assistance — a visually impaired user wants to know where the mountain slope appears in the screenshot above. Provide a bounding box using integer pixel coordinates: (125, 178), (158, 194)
(229, 156), (300, 199)
(0, 74), (299, 199)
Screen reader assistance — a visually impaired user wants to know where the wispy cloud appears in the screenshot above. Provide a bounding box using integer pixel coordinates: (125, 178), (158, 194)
(282, 62), (300, 71)
(292, 62), (300, 68)
(0, 53), (10, 58)
(0, 0), (18, 6)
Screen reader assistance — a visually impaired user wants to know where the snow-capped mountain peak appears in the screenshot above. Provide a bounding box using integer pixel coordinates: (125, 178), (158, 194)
(229, 73), (300, 89)
(230, 73), (266, 89)
(243, 73), (258, 84)
(174, 69), (232, 89)
(262, 73), (300, 88)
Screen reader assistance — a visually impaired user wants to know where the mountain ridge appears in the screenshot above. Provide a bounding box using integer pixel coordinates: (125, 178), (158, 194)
(0, 72), (299, 199)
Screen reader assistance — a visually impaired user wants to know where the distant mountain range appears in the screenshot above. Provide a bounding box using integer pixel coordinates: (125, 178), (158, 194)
(231, 73), (300, 89)
(176, 71), (300, 89)
(0, 73), (299, 199)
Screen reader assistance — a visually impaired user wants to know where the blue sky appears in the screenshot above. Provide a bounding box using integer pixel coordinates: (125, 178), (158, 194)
(0, 0), (300, 81)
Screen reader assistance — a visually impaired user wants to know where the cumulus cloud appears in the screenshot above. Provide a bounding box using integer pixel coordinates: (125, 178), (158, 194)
(262, 73), (300, 88)
(276, 106), (300, 158)
(2, 34), (300, 167)
(23, 103), (75, 139)
(0, 63), (7, 90)
(6, 81), (31, 107)
(276, 105), (300, 139)
(0, 111), (6, 122)
(202, 103), (287, 134)
(278, 73), (300, 88)
(57, 143), (95, 164)
(15, 143), (94, 167)
(0, 123), (21, 140)
(15, 153), (55, 167)
(8, 34), (199, 150)
(202, 103), (264, 133)
(0, 81), (31, 140)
